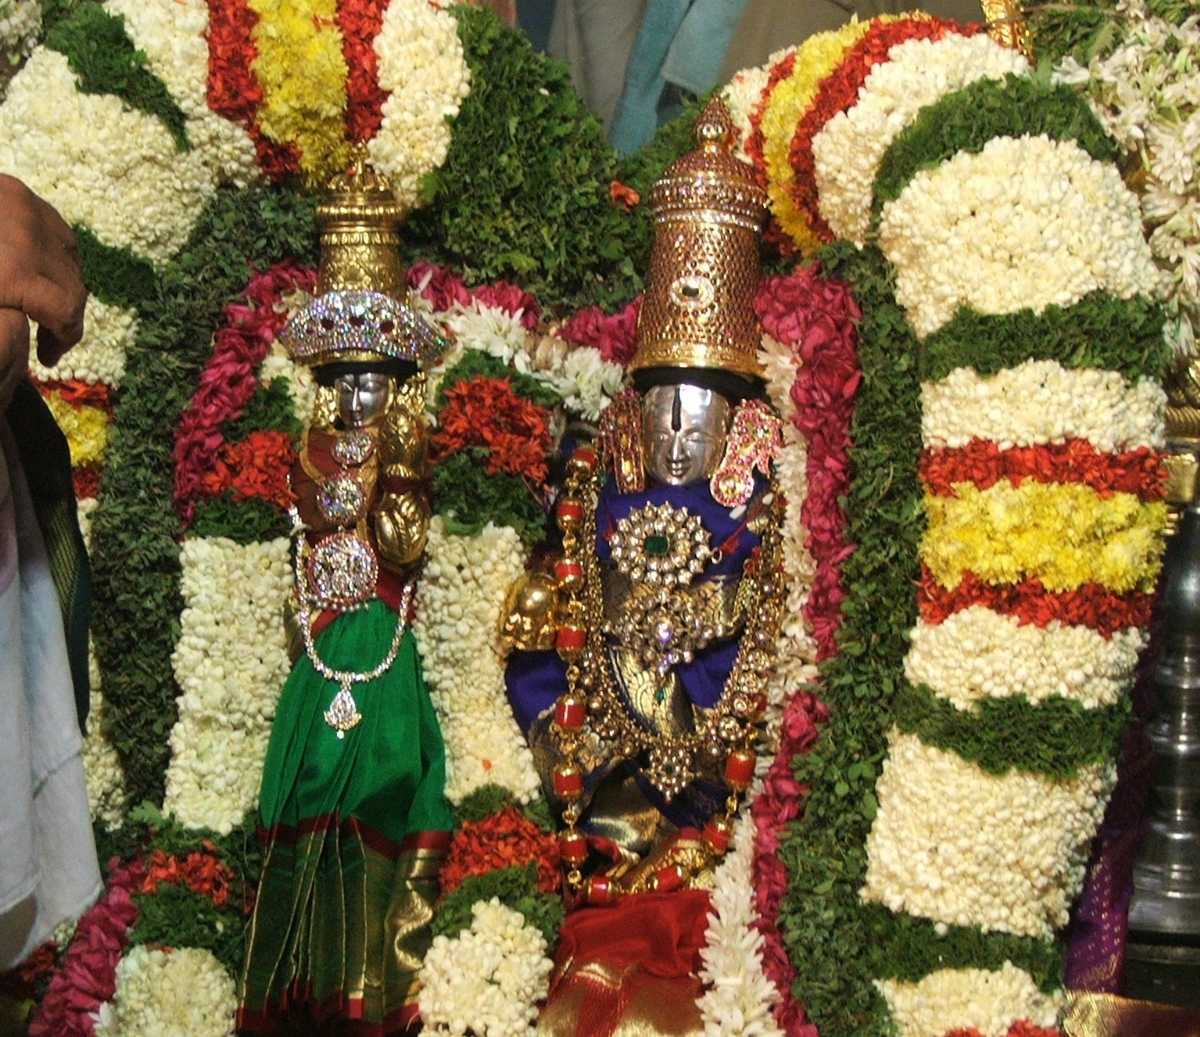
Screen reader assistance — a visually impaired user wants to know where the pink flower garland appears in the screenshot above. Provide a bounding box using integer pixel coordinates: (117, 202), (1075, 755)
(750, 266), (862, 1035)
(172, 263), (317, 526)
(557, 296), (642, 366)
(27, 858), (146, 1037)
(407, 261), (541, 330)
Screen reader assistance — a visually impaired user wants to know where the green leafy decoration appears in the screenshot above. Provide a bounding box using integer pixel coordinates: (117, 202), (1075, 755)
(403, 7), (642, 311)
(74, 225), (159, 311)
(920, 292), (1170, 384)
(223, 377), (304, 443)
(893, 682), (1130, 780)
(432, 864), (564, 947)
(89, 186), (317, 808)
(453, 784), (517, 825)
(45, 1), (189, 151)
(129, 886), (246, 974)
(872, 74), (1117, 226)
(189, 495), (292, 544)
(436, 349), (561, 411)
(432, 448), (547, 547)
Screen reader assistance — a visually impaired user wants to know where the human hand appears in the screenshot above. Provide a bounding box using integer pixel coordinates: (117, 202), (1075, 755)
(0, 174), (87, 376)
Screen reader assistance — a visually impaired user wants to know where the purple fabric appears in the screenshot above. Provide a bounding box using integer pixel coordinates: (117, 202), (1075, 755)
(1064, 615), (1159, 991)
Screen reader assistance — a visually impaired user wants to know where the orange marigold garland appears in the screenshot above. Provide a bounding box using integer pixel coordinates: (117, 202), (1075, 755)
(439, 806), (561, 898)
(432, 375), (551, 484)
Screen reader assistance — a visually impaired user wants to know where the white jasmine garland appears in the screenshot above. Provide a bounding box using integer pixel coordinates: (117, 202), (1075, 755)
(30, 295), (139, 388)
(368, 0), (471, 209)
(812, 32), (1029, 245)
(876, 961), (1064, 1037)
(721, 52), (784, 166)
(418, 899), (552, 1037)
(0, 0), (40, 66)
(0, 50), (221, 263)
(101, 0), (260, 187)
(163, 536), (292, 834)
(82, 663), (128, 830)
(94, 945), (237, 1037)
(879, 135), (1161, 338)
(861, 730), (1113, 939)
(543, 344), (622, 421)
(906, 607), (1145, 711)
(413, 518), (541, 805)
(921, 361), (1166, 452)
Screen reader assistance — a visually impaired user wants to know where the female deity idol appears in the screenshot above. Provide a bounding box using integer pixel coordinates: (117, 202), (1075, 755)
(239, 164), (453, 1034)
(502, 100), (788, 1036)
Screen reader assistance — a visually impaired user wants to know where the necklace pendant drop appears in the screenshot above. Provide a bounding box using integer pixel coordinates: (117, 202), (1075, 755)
(325, 682), (363, 738)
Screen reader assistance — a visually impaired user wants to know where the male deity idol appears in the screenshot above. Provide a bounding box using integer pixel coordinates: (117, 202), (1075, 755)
(502, 99), (787, 1036)
(239, 162), (454, 1034)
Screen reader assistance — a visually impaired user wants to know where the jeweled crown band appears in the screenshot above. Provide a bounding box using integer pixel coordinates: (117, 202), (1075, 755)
(281, 289), (446, 370)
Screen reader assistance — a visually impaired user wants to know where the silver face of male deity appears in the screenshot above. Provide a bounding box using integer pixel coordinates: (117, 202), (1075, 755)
(641, 383), (732, 487)
(335, 371), (393, 428)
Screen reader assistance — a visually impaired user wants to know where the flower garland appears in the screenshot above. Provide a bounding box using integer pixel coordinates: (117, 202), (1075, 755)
(93, 945), (237, 1037)
(30, 296), (140, 389)
(0, 0), (39, 65)
(27, 859), (146, 1037)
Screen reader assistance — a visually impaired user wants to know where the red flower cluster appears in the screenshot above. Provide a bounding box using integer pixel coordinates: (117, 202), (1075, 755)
(173, 263), (316, 525)
(407, 261), (541, 330)
(141, 845), (236, 909)
(200, 429), (296, 509)
(439, 806), (561, 897)
(206, 0), (300, 179)
(34, 378), (113, 411)
(609, 179), (640, 210)
(787, 17), (974, 237)
(918, 567), (1155, 638)
(558, 297), (642, 366)
(337, 0), (388, 143)
(921, 439), (1167, 502)
(0, 942), (57, 1001)
(73, 465), (101, 502)
(27, 857), (145, 1037)
(432, 376), (551, 483)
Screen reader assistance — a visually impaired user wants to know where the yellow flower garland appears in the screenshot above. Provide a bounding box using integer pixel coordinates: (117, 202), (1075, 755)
(760, 19), (885, 254)
(922, 481), (1168, 594)
(44, 393), (110, 468)
(249, 0), (351, 183)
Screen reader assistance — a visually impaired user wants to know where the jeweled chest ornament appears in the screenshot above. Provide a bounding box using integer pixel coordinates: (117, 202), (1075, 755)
(609, 501), (715, 588)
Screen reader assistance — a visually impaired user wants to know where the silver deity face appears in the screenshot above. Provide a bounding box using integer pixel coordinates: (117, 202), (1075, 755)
(335, 371), (393, 428)
(641, 383), (731, 487)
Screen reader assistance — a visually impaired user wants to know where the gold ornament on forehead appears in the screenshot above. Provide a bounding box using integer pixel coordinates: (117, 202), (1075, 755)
(629, 96), (768, 383)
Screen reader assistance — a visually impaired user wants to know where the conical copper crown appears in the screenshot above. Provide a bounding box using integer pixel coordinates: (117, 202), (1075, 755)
(629, 97), (768, 382)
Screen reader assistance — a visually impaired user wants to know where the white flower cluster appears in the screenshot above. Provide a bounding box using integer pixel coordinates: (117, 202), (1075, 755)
(812, 33), (1029, 245)
(879, 135), (1161, 338)
(697, 810), (785, 1037)
(413, 518), (541, 805)
(368, 0), (471, 209)
(103, 0), (259, 187)
(82, 662), (128, 830)
(1055, 9), (1200, 355)
(906, 607), (1145, 711)
(862, 731), (1113, 939)
(876, 961), (1064, 1037)
(30, 295), (139, 388)
(921, 361), (1166, 452)
(418, 899), (552, 1037)
(260, 334), (318, 427)
(721, 51), (785, 166)
(164, 536), (293, 834)
(0, 50), (222, 264)
(547, 344), (622, 422)
(94, 945), (237, 1037)
(0, 0), (40, 66)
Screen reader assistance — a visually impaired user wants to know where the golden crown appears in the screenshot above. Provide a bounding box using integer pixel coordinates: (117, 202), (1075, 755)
(281, 152), (444, 369)
(628, 97), (768, 383)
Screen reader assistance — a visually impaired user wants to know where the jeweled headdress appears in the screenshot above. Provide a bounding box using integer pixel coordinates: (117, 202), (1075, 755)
(628, 97), (768, 383)
(281, 154), (445, 370)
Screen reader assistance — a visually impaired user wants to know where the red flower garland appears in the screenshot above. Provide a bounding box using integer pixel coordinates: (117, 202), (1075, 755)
(921, 439), (1167, 502)
(918, 568), (1155, 638)
(142, 846), (237, 909)
(34, 378), (113, 411)
(337, 0), (389, 143)
(73, 466), (101, 501)
(557, 297), (642, 366)
(199, 429), (296, 510)
(439, 806), (561, 898)
(749, 266), (862, 1035)
(432, 376), (551, 483)
(173, 262), (316, 526)
(407, 261), (541, 329)
(787, 17), (975, 237)
(943, 1024), (1063, 1037)
(745, 50), (795, 181)
(205, 0), (300, 179)
(27, 858), (146, 1037)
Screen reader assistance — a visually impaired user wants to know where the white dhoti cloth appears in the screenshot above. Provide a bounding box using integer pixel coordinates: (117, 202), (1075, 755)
(0, 419), (100, 969)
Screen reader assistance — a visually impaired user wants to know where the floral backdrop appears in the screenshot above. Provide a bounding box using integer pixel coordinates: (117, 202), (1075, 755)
(0, 2), (1187, 1036)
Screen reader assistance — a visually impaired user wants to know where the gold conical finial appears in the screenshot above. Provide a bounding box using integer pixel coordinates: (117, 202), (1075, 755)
(316, 145), (409, 297)
(629, 96), (768, 383)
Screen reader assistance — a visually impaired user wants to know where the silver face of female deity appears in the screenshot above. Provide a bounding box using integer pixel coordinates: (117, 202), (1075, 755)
(641, 383), (732, 487)
(335, 371), (393, 429)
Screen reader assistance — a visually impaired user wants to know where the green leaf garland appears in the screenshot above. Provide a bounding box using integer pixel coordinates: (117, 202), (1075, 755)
(432, 449), (547, 547)
(432, 863), (564, 947)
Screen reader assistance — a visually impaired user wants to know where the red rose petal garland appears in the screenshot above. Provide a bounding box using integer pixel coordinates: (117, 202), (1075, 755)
(557, 297), (642, 366)
(337, 0), (389, 143)
(439, 806), (561, 898)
